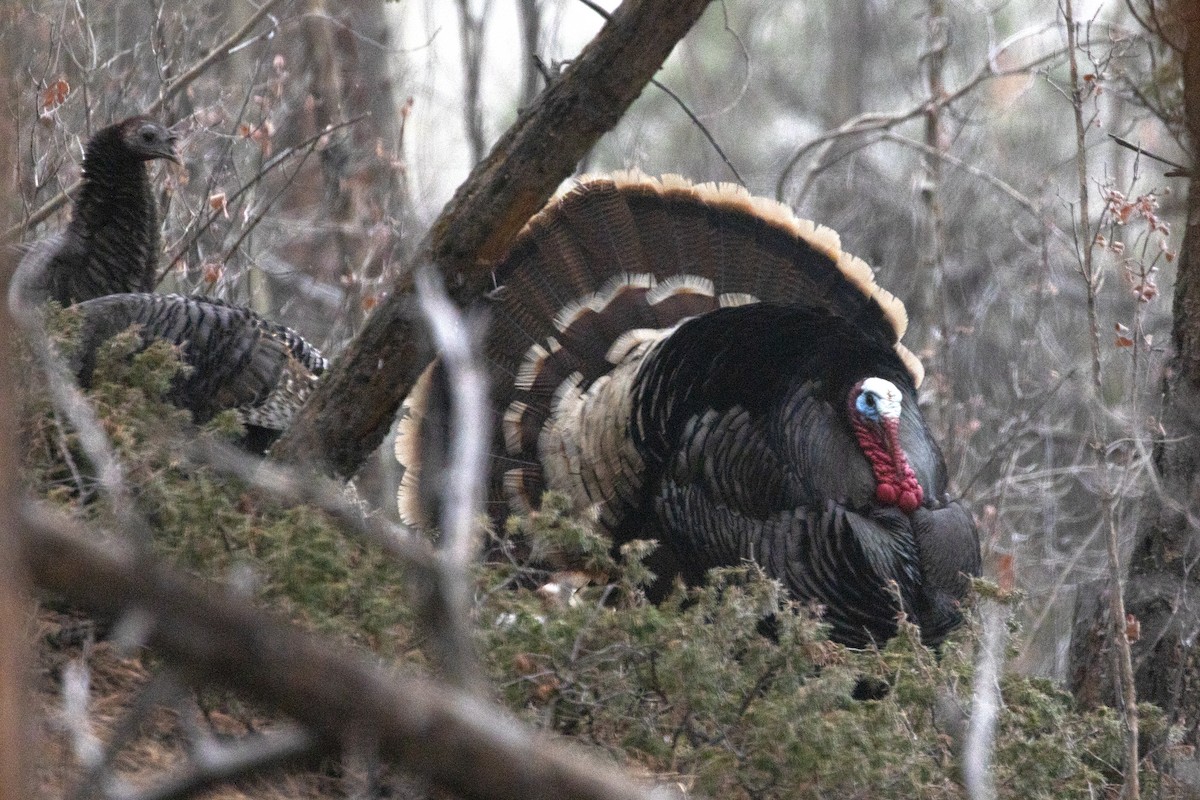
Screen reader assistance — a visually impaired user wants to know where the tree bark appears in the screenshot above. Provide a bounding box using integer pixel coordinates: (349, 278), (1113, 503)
(1123, 3), (1200, 746)
(270, 0), (715, 477)
(1069, 3), (1200, 752)
(0, 19), (30, 796)
(18, 505), (676, 800)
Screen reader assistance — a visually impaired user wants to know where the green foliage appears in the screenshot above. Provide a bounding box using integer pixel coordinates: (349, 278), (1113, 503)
(19, 314), (1176, 798)
(481, 494), (1169, 799)
(22, 315), (418, 654)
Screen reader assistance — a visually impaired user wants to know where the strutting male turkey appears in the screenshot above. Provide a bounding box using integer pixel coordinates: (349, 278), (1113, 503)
(397, 172), (980, 649)
(12, 116), (179, 309)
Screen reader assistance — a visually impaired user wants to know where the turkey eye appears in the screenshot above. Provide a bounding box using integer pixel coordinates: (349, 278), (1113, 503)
(141, 129), (155, 143)
(865, 394), (876, 407)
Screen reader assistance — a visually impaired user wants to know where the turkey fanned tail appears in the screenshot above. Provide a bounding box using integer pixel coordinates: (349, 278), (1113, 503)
(72, 293), (326, 451)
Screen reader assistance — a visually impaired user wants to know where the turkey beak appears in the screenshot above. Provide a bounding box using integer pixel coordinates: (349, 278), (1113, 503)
(163, 135), (181, 165)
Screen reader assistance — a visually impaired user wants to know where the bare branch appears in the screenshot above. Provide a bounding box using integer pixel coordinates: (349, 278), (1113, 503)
(414, 265), (490, 692)
(1107, 133), (1190, 174)
(160, 114), (368, 282)
(775, 46), (1066, 203)
(4, 0), (290, 244)
(188, 438), (439, 579)
(116, 727), (318, 800)
(192, 436), (479, 692)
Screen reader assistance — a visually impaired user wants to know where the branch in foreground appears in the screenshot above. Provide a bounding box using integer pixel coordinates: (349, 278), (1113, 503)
(188, 438), (483, 692)
(270, 0), (715, 477)
(963, 598), (1009, 800)
(414, 266), (490, 693)
(19, 503), (679, 800)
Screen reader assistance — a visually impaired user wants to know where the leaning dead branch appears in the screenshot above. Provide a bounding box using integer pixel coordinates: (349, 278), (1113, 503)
(271, 0), (716, 478)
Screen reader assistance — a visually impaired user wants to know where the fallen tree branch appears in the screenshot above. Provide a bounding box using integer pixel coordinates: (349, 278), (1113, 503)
(19, 502), (679, 800)
(270, 0), (715, 477)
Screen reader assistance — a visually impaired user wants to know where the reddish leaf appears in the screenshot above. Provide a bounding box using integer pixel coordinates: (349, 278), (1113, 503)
(41, 79), (70, 111)
(996, 553), (1015, 593)
(1125, 613), (1141, 643)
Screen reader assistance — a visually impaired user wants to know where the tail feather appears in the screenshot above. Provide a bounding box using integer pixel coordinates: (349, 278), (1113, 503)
(71, 293), (323, 450)
(400, 171), (924, 527)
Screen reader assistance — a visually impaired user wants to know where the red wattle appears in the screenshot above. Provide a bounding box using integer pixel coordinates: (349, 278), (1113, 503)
(850, 403), (924, 515)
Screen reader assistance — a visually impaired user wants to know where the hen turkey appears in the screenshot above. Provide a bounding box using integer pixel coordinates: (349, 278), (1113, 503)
(12, 116), (178, 309)
(398, 173), (980, 648)
(71, 293), (327, 453)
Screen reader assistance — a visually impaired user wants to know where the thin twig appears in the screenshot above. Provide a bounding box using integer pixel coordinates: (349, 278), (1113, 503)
(414, 265), (489, 693)
(149, 0), (285, 116)
(162, 114), (369, 282)
(1062, 2), (1139, 796)
(575, 0), (744, 184)
(648, 77), (744, 185)
(3, 0), (289, 244)
(1107, 133), (1190, 174)
(959, 369), (1077, 497)
(883, 133), (1071, 241)
(775, 46), (1065, 202)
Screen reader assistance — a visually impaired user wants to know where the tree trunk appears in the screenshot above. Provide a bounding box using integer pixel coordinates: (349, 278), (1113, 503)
(1069, 2), (1200, 753)
(271, 0), (715, 478)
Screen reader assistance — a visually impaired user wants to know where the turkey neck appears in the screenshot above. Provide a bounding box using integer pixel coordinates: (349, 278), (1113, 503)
(71, 131), (161, 295)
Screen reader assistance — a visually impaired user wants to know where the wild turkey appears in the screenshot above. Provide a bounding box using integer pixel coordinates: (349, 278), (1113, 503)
(70, 293), (327, 453)
(398, 172), (980, 649)
(12, 116), (178, 309)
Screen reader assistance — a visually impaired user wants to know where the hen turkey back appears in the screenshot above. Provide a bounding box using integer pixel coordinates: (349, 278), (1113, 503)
(397, 172), (980, 649)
